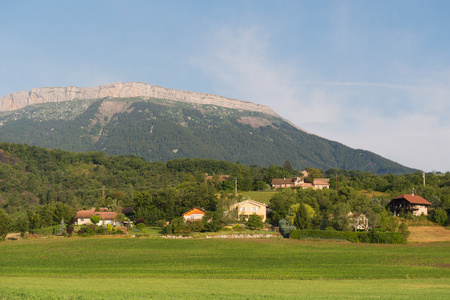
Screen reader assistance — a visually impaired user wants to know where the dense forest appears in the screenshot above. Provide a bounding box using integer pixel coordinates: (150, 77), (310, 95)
(0, 142), (448, 236)
(0, 97), (415, 174)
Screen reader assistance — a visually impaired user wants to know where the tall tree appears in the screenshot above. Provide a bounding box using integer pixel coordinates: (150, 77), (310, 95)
(0, 209), (10, 241)
(293, 203), (311, 230)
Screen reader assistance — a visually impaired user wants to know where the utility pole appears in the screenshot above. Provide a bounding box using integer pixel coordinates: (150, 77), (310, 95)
(234, 178), (238, 202)
(423, 172), (426, 186)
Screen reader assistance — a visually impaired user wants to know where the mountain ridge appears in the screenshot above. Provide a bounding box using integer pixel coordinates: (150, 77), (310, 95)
(0, 82), (310, 134)
(0, 83), (416, 174)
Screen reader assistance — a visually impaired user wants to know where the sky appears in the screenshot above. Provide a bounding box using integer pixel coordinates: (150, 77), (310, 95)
(1, 0), (449, 172)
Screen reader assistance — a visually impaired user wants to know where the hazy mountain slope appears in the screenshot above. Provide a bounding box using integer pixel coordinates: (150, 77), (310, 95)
(0, 95), (415, 174)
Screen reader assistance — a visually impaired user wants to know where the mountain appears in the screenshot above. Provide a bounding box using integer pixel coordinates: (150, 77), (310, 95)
(0, 82), (415, 174)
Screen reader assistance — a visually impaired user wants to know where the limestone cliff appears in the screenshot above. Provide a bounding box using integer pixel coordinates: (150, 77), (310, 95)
(0, 82), (279, 117)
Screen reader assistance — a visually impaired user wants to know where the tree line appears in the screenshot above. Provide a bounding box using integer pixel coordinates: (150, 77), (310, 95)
(0, 142), (449, 239)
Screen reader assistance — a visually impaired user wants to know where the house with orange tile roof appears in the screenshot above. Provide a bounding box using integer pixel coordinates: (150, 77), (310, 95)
(388, 193), (432, 217)
(183, 207), (206, 222)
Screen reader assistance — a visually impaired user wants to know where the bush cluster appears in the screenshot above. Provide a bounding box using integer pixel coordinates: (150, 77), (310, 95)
(77, 225), (124, 236)
(290, 230), (406, 244)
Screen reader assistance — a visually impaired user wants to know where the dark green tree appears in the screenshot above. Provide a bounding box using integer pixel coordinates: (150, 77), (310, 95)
(0, 209), (10, 241)
(434, 209), (448, 226)
(293, 203), (311, 230)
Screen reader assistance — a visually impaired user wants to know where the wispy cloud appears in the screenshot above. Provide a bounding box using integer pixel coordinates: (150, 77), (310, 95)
(192, 25), (450, 171)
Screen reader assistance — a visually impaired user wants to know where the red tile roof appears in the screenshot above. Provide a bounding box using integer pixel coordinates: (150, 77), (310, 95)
(94, 211), (117, 220)
(75, 208), (95, 219)
(271, 178), (295, 185)
(392, 194), (432, 206)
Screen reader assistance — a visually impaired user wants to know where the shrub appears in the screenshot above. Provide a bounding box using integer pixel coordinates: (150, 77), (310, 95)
(136, 223), (146, 232)
(278, 219), (296, 238)
(246, 214), (263, 230)
(290, 230), (405, 244)
(95, 226), (107, 235)
(434, 209), (448, 226)
(185, 220), (205, 232)
(165, 223), (173, 234)
(66, 226), (74, 237)
(156, 219), (167, 229)
(134, 218), (145, 225)
(398, 223), (410, 239)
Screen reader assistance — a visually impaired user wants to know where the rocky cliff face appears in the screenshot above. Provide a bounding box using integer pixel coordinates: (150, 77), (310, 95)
(0, 82), (279, 117)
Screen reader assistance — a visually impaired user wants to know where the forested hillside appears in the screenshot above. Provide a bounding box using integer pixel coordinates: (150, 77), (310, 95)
(0, 142), (448, 235)
(0, 97), (415, 174)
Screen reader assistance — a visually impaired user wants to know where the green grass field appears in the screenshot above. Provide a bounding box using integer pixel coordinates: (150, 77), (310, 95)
(0, 237), (449, 299)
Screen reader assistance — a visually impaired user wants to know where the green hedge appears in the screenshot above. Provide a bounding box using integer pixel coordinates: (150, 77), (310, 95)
(290, 230), (406, 244)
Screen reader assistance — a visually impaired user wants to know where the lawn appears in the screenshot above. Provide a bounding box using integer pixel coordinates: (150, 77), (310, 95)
(0, 237), (449, 299)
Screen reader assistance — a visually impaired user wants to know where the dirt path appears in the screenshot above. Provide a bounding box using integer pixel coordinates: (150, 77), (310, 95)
(408, 226), (450, 243)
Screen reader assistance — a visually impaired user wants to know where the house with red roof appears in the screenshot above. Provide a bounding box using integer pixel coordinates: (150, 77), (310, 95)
(388, 193), (432, 217)
(271, 176), (330, 190)
(271, 177), (305, 189)
(74, 208), (122, 226)
(183, 207), (206, 222)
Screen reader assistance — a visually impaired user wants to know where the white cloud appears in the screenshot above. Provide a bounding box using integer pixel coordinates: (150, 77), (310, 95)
(192, 25), (450, 172)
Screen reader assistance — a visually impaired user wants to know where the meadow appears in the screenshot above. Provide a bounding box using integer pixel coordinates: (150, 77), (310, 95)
(0, 237), (449, 299)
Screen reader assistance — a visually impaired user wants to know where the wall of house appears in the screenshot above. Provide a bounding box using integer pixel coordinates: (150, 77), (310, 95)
(413, 205), (428, 216)
(183, 214), (204, 221)
(234, 203), (266, 222)
(76, 218), (92, 225)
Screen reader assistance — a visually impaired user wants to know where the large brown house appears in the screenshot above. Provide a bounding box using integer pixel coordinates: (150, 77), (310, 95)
(388, 193), (432, 217)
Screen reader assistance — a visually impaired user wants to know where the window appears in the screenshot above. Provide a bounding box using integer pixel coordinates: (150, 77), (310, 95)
(251, 207), (257, 211)
(240, 207), (247, 211)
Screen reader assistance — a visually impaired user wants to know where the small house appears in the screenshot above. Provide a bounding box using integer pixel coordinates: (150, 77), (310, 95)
(183, 207), (206, 222)
(388, 193), (432, 217)
(74, 208), (122, 226)
(74, 208), (96, 225)
(230, 199), (267, 222)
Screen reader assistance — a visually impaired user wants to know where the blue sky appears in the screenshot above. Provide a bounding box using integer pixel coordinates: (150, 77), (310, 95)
(1, 1), (450, 172)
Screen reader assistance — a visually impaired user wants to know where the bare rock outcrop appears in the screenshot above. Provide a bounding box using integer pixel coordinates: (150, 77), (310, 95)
(0, 82), (280, 117)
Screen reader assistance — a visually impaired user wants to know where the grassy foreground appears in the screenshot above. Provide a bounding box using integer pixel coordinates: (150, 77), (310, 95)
(0, 237), (449, 299)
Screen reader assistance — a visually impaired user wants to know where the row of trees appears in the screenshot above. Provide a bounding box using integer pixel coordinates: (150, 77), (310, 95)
(0, 142), (449, 238)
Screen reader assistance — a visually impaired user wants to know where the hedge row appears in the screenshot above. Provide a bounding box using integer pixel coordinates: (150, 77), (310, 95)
(290, 230), (406, 244)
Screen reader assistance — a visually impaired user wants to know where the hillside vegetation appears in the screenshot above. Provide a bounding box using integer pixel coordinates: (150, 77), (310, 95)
(0, 97), (415, 174)
(0, 142), (448, 237)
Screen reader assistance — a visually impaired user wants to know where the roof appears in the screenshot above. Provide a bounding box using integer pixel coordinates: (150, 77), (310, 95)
(313, 179), (330, 186)
(75, 208), (95, 219)
(183, 207), (206, 216)
(205, 175), (230, 182)
(231, 199), (266, 208)
(271, 178), (296, 185)
(94, 211), (118, 220)
(392, 194), (432, 206)
(299, 183), (314, 188)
